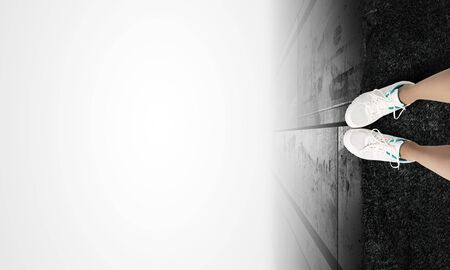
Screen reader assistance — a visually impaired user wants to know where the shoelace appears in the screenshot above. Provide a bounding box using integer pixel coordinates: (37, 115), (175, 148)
(393, 106), (406, 119)
(370, 89), (406, 120)
(365, 129), (401, 169)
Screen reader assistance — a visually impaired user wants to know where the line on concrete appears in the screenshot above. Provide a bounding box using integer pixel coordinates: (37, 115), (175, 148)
(277, 179), (343, 270)
(275, 121), (347, 132)
(297, 101), (351, 118)
(283, 214), (312, 270)
(277, 0), (317, 73)
(336, 127), (339, 270)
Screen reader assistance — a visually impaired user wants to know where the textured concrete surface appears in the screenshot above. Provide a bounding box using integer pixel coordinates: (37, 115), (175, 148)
(296, 0), (362, 121)
(274, 127), (362, 270)
(275, 185), (330, 270)
(275, 37), (299, 129)
(275, 0), (363, 130)
(338, 127), (362, 270)
(274, 129), (338, 261)
(274, 0), (363, 269)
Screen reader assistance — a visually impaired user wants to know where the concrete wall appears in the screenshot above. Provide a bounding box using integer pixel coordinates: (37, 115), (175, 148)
(273, 0), (363, 269)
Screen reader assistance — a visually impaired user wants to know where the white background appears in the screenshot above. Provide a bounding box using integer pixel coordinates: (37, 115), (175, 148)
(0, 1), (275, 269)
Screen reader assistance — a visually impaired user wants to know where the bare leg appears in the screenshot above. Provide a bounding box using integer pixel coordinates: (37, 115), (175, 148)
(398, 68), (450, 105)
(400, 141), (450, 181)
(396, 68), (450, 180)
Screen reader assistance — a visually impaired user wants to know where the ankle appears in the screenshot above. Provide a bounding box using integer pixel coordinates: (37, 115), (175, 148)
(400, 140), (421, 161)
(398, 84), (418, 105)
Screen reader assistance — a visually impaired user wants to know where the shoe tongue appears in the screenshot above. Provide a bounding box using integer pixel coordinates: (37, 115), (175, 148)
(386, 139), (404, 160)
(392, 139), (404, 157)
(391, 90), (406, 107)
(382, 84), (406, 107)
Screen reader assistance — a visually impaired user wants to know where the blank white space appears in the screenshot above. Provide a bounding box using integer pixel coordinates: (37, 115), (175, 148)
(0, 1), (275, 270)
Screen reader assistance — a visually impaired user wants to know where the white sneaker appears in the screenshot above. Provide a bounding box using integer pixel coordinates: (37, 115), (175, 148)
(345, 81), (415, 128)
(343, 128), (415, 169)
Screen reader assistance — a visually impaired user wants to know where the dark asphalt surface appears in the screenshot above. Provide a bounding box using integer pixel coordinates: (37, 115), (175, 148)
(360, 0), (450, 269)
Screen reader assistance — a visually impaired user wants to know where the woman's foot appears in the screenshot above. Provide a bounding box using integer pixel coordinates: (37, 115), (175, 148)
(343, 128), (415, 168)
(345, 81), (414, 128)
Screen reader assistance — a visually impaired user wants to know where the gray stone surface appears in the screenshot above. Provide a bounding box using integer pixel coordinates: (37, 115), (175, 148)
(275, 0), (363, 130)
(273, 0), (363, 269)
(274, 127), (363, 270)
(288, 128), (338, 259)
(338, 126), (362, 270)
(275, 188), (323, 270)
(274, 128), (338, 269)
(295, 0), (362, 117)
(275, 38), (299, 130)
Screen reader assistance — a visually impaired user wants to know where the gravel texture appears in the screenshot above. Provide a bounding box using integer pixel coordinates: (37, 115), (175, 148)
(360, 1), (450, 269)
